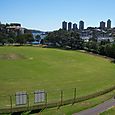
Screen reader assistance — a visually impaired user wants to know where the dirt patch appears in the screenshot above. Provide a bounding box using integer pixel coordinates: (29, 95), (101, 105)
(80, 102), (91, 106)
(0, 53), (26, 60)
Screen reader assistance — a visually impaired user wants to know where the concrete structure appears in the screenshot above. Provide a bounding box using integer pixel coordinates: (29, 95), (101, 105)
(100, 21), (105, 30)
(80, 30), (92, 41)
(61, 19), (114, 42)
(97, 37), (113, 42)
(32, 31), (47, 44)
(79, 20), (84, 31)
(68, 22), (72, 31)
(73, 23), (78, 31)
(62, 21), (67, 30)
(6, 23), (25, 35)
(107, 19), (111, 29)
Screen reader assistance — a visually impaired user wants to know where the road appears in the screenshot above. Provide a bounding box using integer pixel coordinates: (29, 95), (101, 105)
(73, 98), (115, 115)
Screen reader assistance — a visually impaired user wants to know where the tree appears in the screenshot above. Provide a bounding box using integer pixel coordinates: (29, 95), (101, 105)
(35, 35), (41, 41)
(0, 32), (8, 45)
(40, 39), (44, 44)
(105, 44), (115, 58)
(7, 38), (14, 44)
(100, 39), (110, 45)
(98, 45), (106, 55)
(44, 29), (82, 49)
(25, 34), (34, 43)
(16, 34), (34, 45)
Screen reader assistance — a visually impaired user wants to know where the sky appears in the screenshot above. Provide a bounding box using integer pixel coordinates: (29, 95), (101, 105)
(0, 0), (115, 31)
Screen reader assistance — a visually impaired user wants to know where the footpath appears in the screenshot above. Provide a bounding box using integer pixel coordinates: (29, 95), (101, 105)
(73, 98), (115, 115)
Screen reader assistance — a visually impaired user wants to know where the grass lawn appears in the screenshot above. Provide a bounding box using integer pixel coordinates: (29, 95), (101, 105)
(100, 106), (115, 115)
(32, 91), (115, 115)
(0, 46), (115, 113)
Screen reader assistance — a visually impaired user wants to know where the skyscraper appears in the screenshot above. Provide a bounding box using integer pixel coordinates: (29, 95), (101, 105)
(73, 23), (78, 31)
(79, 21), (84, 30)
(62, 21), (67, 30)
(107, 19), (111, 29)
(100, 21), (105, 30)
(68, 22), (72, 31)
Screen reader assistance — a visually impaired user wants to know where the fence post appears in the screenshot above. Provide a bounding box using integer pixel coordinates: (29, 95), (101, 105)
(72, 88), (76, 105)
(10, 95), (12, 114)
(45, 92), (47, 108)
(60, 90), (63, 106)
(58, 90), (63, 109)
(27, 93), (29, 110)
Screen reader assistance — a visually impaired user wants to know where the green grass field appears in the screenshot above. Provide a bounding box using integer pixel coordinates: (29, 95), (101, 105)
(36, 92), (115, 115)
(0, 46), (115, 113)
(100, 106), (115, 115)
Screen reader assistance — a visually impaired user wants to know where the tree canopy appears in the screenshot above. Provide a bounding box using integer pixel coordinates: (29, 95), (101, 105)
(45, 29), (83, 49)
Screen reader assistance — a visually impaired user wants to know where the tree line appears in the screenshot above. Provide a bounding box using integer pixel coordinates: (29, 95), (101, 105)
(0, 24), (34, 45)
(45, 29), (84, 49)
(1, 23), (115, 59)
(0, 32), (34, 45)
(44, 29), (115, 59)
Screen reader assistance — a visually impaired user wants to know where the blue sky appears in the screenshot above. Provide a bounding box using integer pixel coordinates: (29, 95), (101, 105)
(0, 0), (115, 31)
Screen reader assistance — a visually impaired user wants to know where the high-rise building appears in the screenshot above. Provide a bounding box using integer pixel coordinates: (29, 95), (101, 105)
(62, 21), (67, 30)
(100, 21), (105, 30)
(68, 22), (72, 31)
(73, 23), (78, 31)
(79, 21), (84, 30)
(107, 19), (111, 29)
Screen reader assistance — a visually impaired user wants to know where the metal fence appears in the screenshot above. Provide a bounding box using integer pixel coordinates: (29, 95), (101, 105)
(0, 88), (77, 114)
(0, 86), (115, 114)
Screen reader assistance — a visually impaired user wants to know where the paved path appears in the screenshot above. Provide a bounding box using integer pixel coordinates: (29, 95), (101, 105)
(73, 98), (115, 115)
